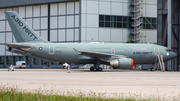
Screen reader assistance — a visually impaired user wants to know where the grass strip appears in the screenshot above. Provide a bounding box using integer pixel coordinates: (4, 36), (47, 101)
(1, 85), (178, 101)
(0, 89), (136, 101)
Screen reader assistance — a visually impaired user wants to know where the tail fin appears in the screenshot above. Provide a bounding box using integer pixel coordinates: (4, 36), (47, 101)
(4, 11), (49, 43)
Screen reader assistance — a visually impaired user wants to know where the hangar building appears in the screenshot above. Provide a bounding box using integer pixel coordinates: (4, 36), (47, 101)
(158, 0), (180, 71)
(0, 0), (157, 68)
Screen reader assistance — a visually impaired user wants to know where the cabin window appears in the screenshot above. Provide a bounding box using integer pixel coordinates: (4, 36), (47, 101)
(166, 49), (172, 52)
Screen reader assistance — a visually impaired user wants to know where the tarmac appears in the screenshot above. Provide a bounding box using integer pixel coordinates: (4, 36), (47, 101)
(1, 69), (180, 99)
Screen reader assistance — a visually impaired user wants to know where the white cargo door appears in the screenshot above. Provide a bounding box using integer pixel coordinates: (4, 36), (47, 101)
(111, 48), (115, 55)
(49, 45), (55, 55)
(154, 47), (160, 55)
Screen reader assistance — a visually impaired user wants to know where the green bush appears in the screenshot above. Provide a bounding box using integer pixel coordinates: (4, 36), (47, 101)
(126, 40), (131, 43)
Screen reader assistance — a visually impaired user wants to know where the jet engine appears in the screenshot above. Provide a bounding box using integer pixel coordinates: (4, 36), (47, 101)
(110, 58), (134, 69)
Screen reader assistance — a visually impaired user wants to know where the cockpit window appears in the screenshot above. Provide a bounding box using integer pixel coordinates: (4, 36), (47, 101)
(166, 49), (172, 52)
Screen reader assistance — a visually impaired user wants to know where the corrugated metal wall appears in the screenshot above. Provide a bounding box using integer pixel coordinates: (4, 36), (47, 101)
(157, 0), (180, 71)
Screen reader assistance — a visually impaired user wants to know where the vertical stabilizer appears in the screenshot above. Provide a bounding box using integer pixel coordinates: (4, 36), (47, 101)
(4, 11), (49, 43)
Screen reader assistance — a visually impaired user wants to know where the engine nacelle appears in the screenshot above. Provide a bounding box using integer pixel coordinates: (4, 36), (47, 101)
(110, 58), (134, 69)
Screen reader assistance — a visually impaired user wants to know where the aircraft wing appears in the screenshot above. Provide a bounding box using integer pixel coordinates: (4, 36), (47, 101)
(73, 48), (128, 62)
(5, 43), (33, 51)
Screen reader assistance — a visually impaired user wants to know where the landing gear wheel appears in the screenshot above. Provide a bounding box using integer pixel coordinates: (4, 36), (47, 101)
(113, 67), (117, 69)
(90, 67), (94, 71)
(90, 67), (103, 71)
(98, 67), (103, 71)
(93, 67), (97, 71)
(150, 67), (154, 71)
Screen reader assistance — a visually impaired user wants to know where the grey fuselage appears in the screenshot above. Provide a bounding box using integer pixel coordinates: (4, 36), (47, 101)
(22, 43), (177, 64)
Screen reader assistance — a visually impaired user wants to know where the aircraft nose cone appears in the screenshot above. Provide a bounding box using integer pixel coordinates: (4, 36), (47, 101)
(171, 52), (177, 59)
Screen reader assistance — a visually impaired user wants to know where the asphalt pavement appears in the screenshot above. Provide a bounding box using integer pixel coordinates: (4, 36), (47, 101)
(1, 69), (180, 99)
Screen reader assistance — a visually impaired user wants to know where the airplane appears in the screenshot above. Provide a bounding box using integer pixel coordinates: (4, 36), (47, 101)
(4, 11), (177, 71)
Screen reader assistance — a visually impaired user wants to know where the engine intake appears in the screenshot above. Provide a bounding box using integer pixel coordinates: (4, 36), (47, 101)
(110, 58), (134, 69)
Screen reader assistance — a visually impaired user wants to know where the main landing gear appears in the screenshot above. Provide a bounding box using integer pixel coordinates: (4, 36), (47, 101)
(90, 66), (103, 71)
(90, 60), (103, 71)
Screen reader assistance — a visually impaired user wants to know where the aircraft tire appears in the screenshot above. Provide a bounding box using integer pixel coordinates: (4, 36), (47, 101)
(98, 67), (102, 71)
(113, 67), (117, 69)
(93, 67), (97, 71)
(150, 67), (154, 71)
(90, 67), (94, 71)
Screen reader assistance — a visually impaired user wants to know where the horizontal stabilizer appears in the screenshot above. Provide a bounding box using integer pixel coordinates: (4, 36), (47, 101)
(5, 43), (33, 51)
(6, 49), (56, 62)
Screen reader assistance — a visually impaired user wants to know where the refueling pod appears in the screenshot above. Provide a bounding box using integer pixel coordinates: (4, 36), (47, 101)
(110, 58), (134, 69)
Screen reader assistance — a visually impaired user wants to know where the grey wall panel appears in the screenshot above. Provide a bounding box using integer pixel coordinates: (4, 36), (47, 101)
(15, 0), (32, 6)
(0, 0), (78, 8)
(48, 0), (72, 2)
(0, 0), (16, 7)
(32, 0), (49, 4)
